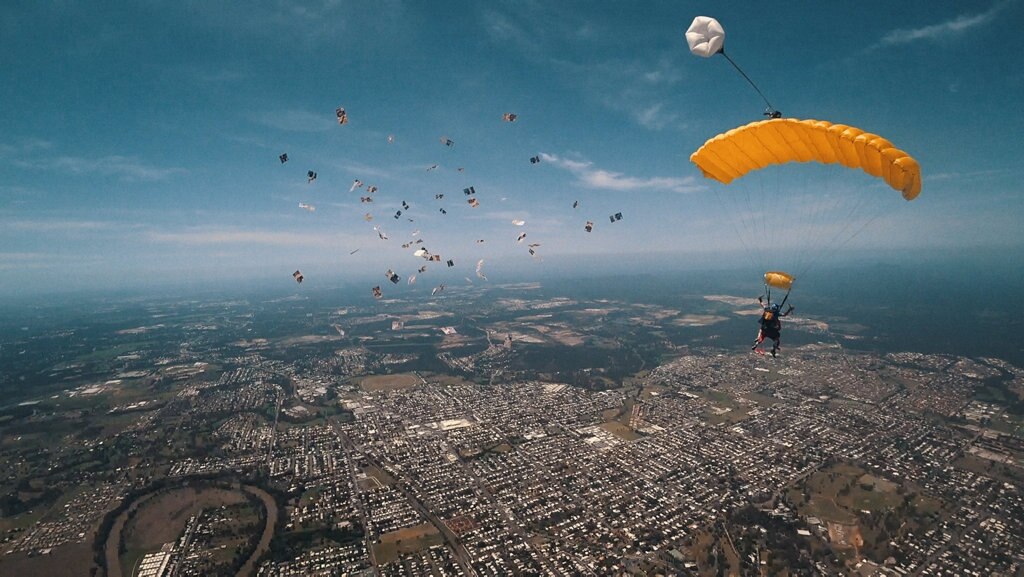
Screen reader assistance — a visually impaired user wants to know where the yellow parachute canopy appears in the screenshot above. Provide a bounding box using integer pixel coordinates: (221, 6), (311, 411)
(690, 118), (921, 200)
(764, 271), (795, 291)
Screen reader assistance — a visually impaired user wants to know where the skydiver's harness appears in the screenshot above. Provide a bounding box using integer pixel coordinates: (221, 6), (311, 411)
(760, 283), (791, 327)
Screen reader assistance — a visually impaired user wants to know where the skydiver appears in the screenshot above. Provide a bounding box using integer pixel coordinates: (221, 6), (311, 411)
(752, 296), (793, 357)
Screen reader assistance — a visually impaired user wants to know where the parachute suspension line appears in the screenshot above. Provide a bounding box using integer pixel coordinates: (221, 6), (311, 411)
(744, 169), (760, 258)
(807, 209), (886, 279)
(785, 164), (847, 277)
(789, 168), (814, 274)
(709, 168), (761, 272)
(711, 184), (760, 273)
(791, 166), (839, 275)
(719, 51), (779, 117)
(751, 171), (766, 266)
(768, 167), (780, 269)
(744, 172), (768, 268)
(795, 186), (880, 280)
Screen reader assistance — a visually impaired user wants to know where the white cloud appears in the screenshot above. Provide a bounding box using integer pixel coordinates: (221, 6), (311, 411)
(12, 154), (185, 181)
(0, 252), (50, 261)
(925, 168), (1010, 181)
(634, 102), (679, 131)
(2, 218), (119, 232)
(539, 153), (703, 194)
(330, 160), (397, 180)
(876, 2), (1007, 47)
(3, 141), (181, 183)
(256, 108), (335, 133)
(60, 156), (185, 180)
(146, 227), (361, 248)
(0, 138), (54, 156)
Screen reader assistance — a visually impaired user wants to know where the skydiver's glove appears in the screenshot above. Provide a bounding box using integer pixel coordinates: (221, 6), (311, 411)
(787, 306), (795, 314)
(758, 296), (764, 303)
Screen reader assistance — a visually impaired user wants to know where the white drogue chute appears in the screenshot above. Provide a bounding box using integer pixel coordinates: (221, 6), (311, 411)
(685, 16), (725, 58)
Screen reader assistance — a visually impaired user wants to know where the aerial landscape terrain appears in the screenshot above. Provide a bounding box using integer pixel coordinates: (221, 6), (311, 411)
(0, 268), (1022, 576)
(2, 1), (1023, 576)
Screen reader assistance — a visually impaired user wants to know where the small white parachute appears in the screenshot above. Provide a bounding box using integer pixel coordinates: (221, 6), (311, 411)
(685, 16), (725, 57)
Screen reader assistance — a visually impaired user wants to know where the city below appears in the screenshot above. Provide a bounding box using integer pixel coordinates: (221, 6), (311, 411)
(0, 280), (1021, 577)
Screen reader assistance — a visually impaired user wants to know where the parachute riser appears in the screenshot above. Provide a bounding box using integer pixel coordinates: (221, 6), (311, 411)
(718, 49), (779, 118)
(763, 284), (791, 308)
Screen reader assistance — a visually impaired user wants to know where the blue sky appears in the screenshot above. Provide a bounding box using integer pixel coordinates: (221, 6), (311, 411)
(2, 1), (1022, 297)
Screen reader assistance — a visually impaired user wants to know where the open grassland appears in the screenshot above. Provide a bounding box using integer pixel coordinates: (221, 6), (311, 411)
(600, 421), (642, 441)
(789, 461), (951, 564)
(119, 487), (247, 576)
(360, 373), (421, 391)
(0, 541), (93, 577)
(372, 523), (443, 565)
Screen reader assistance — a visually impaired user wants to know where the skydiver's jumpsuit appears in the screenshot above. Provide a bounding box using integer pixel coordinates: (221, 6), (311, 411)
(752, 302), (792, 356)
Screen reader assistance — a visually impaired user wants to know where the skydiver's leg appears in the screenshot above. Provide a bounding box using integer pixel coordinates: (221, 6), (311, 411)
(771, 336), (780, 357)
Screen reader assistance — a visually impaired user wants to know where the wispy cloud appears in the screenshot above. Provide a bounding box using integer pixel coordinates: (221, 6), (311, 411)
(925, 168), (1012, 181)
(0, 251), (106, 271)
(4, 140), (182, 182)
(2, 218), (121, 232)
(256, 109), (335, 133)
(633, 102), (679, 131)
(13, 154), (185, 181)
(875, 2), (1008, 48)
(146, 227), (361, 248)
(0, 138), (54, 156)
(552, 55), (687, 131)
(482, 7), (685, 131)
(59, 156), (185, 180)
(481, 9), (538, 56)
(0, 185), (41, 197)
(0, 252), (51, 261)
(330, 160), (397, 180)
(540, 153), (703, 194)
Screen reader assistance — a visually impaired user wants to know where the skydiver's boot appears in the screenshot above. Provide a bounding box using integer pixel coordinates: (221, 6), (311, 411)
(771, 344), (778, 357)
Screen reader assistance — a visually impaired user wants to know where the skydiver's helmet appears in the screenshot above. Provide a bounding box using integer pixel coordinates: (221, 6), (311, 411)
(770, 304), (781, 313)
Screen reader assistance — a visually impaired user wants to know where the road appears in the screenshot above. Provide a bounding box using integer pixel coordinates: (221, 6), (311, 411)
(332, 422), (477, 575)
